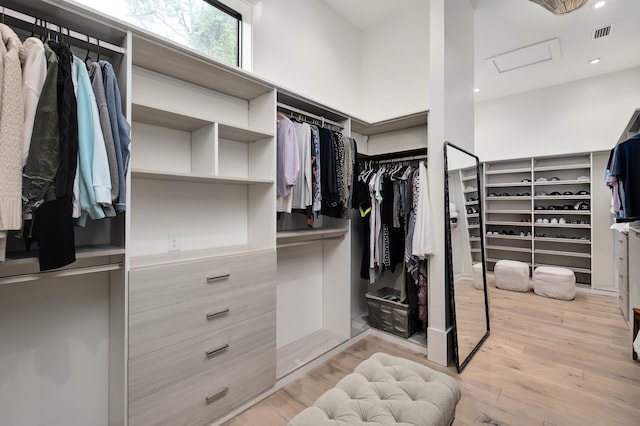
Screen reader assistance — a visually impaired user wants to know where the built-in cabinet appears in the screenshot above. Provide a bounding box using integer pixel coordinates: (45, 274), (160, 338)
(483, 154), (596, 287)
(616, 226), (640, 329)
(0, 2), (430, 425)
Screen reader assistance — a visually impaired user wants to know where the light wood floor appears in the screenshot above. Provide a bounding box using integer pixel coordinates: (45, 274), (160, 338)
(223, 286), (640, 426)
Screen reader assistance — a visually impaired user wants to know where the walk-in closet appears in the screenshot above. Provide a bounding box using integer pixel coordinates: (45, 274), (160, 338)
(1, 0), (639, 425)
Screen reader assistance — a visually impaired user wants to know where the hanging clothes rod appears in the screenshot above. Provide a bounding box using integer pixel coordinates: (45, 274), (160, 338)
(377, 154), (427, 164)
(0, 262), (123, 286)
(277, 102), (344, 129)
(1, 6), (126, 54)
(276, 235), (345, 249)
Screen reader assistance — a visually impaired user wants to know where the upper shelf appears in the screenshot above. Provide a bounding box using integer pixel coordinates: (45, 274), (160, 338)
(131, 34), (273, 101)
(131, 169), (273, 185)
(132, 103), (273, 141)
(276, 228), (348, 247)
(534, 180), (590, 186)
(484, 167), (531, 175)
(533, 163), (590, 172)
(351, 111), (428, 136)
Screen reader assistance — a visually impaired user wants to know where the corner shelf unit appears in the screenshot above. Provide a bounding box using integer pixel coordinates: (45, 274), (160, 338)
(483, 154), (593, 286)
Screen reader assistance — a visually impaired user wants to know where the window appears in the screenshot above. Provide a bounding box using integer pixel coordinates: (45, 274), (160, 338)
(69, 0), (247, 68)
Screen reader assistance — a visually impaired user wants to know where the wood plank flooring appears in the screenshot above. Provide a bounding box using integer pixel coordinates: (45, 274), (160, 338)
(223, 286), (640, 426)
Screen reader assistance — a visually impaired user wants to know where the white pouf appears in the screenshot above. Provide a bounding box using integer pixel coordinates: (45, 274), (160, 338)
(494, 260), (531, 292)
(533, 266), (576, 300)
(288, 352), (460, 426)
(472, 263), (484, 290)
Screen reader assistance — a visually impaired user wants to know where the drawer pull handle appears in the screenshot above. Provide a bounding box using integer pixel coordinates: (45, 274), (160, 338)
(207, 273), (230, 283)
(206, 343), (229, 359)
(205, 387), (229, 405)
(206, 308), (230, 320)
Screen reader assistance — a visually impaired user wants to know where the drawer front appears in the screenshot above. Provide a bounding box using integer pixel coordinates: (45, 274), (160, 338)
(129, 311), (276, 402)
(620, 284), (629, 320)
(129, 345), (276, 426)
(129, 278), (275, 358)
(130, 250), (275, 314)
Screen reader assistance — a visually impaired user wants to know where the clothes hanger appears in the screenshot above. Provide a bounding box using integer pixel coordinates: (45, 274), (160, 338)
(30, 18), (41, 38)
(85, 34), (94, 68)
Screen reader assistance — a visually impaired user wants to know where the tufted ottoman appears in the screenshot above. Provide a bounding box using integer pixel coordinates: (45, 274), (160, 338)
(533, 266), (576, 300)
(288, 352), (460, 426)
(494, 259), (531, 292)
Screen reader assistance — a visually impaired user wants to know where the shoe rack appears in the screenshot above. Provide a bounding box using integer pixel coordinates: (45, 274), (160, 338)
(483, 153), (593, 286)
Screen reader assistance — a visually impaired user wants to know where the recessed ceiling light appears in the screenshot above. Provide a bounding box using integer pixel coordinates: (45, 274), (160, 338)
(589, 58), (601, 65)
(594, 1), (606, 9)
(474, 88), (480, 93)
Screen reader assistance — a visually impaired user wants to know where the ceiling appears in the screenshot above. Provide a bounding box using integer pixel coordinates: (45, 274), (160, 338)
(323, 0), (640, 102)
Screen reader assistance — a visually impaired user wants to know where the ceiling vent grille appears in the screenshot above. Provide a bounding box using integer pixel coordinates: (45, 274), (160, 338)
(592, 24), (614, 40)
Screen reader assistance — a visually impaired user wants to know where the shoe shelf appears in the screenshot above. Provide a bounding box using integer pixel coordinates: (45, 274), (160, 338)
(486, 257), (533, 267)
(485, 167), (531, 175)
(487, 209), (531, 214)
(486, 196), (531, 201)
(483, 153), (594, 283)
(535, 236), (591, 244)
(534, 223), (590, 229)
(486, 245), (532, 253)
(485, 183), (532, 188)
(534, 195), (590, 200)
(534, 180), (590, 186)
(486, 234), (532, 241)
(486, 221), (534, 227)
(533, 163), (590, 172)
(533, 211), (590, 215)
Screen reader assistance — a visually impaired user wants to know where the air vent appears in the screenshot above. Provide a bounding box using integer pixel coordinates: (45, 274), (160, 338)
(592, 24), (614, 40)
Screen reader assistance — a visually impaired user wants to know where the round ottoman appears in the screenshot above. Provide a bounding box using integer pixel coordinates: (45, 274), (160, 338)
(472, 263), (484, 290)
(533, 266), (576, 300)
(494, 259), (531, 292)
(288, 352), (460, 426)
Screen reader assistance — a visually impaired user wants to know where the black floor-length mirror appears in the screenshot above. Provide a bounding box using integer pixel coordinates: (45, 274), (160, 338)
(444, 141), (490, 372)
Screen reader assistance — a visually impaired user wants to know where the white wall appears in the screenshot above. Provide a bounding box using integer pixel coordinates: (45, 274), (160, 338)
(475, 67), (640, 162)
(428, 0), (475, 366)
(360, 0), (430, 122)
(0, 275), (110, 426)
(252, 0), (362, 116)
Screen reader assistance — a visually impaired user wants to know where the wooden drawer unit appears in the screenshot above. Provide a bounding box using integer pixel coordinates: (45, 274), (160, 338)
(129, 311), (275, 402)
(129, 250), (275, 314)
(129, 277), (275, 357)
(129, 343), (276, 426)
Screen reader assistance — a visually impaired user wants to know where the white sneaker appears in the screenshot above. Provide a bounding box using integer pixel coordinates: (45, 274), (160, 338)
(543, 218), (549, 224)
(550, 218), (558, 224)
(536, 218), (543, 224)
(559, 218), (566, 224)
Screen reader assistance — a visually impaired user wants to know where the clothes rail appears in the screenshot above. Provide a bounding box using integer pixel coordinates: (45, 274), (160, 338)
(0, 262), (123, 286)
(1, 6), (126, 54)
(358, 148), (427, 162)
(277, 102), (344, 129)
(276, 235), (345, 249)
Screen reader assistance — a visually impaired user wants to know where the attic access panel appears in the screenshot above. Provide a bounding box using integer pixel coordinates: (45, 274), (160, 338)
(485, 38), (562, 74)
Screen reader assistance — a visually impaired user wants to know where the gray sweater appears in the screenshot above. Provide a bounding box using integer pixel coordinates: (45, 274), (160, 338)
(89, 61), (118, 217)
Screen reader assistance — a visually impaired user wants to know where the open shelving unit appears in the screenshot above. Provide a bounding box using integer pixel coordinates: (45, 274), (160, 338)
(483, 153), (594, 285)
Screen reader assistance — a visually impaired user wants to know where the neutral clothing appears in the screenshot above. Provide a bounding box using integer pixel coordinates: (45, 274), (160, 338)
(100, 60), (130, 212)
(74, 56), (107, 224)
(23, 43), (59, 216)
(89, 61), (118, 215)
(20, 37), (46, 167)
(276, 116), (299, 213)
(49, 41), (78, 198)
(0, 24), (24, 261)
(412, 161), (434, 258)
(291, 122), (312, 209)
(611, 134), (640, 219)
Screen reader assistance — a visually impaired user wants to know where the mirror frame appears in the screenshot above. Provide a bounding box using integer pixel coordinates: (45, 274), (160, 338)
(443, 141), (490, 373)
